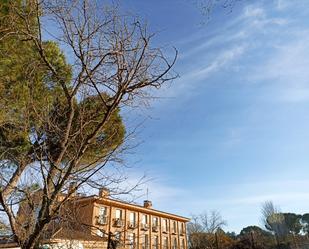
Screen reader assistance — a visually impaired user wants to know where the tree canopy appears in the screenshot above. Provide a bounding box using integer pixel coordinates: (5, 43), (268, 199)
(0, 1), (176, 248)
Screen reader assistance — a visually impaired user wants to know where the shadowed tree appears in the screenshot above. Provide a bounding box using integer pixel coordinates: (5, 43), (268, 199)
(240, 226), (271, 237)
(283, 213), (302, 235)
(301, 213), (309, 234)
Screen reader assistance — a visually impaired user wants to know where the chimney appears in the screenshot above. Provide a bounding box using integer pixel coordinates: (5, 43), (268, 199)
(99, 187), (110, 198)
(68, 182), (77, 197)
(144, 200), (152, 209)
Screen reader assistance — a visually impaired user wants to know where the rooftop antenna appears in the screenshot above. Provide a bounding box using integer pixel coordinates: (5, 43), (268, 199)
(146, 188), (149, 200)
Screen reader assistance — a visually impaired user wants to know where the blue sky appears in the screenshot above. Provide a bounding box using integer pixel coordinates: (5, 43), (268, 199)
(116, 0), (309, 232)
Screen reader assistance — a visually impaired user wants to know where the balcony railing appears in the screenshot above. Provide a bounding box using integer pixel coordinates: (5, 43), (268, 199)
(128, 222), (136, 229)
(128, 243), (137, 249)
(113, 218), (124, 227)
(96, 215), (108, 225)
(141, 223), (149, 231)
(141, 244), (149, 249)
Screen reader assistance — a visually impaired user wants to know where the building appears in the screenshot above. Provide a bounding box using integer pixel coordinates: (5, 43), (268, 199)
(61, 188), (190, 249)
(0, 187), (190, 249)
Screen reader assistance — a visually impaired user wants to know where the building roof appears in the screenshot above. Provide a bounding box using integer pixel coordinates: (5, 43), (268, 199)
(73, 195), (190, 222)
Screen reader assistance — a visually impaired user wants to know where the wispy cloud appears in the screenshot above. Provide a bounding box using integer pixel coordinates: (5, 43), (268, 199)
(176, 3), (309, 104)
(160, 43), (247, 99)
(243, 5), (265, 19)
(124, 0), (309, 232)
(160, 3), (291, 100)
(251, 30), (309, 102)
(179, 30), (248, 60)
(183, 44), (247, 82)
(242, 4), (289, 29)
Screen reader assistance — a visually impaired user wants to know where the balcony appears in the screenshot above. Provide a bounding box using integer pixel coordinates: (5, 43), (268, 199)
(152, 226), (159, 232)
(113, 218), (124, 227)
(128, 243), (137, 249)
(141, 223), (149, 231)
(141, 244), (149, 249)
(128, 222), (136, 229)
(96, 215), (108, 225)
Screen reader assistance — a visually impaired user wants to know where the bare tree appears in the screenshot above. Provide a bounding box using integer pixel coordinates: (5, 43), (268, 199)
(200, 210), (227, 234)
(261, 201), (288, 238)
(261, 201), (280, 224)
(187, 211), (227, 249)
(0, 0), (177, 248)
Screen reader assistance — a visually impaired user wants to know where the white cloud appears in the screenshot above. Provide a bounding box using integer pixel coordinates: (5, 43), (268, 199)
(194, 45), (247, 78)
(180, 30), (248, 60)
(164, 3), (290, 100)
(242, 4), (289, 29)
(154, 43), (247, 102)
(275, 0), (306, 11)
(243, 5), (265, 19)
(178, 44), (247, 88)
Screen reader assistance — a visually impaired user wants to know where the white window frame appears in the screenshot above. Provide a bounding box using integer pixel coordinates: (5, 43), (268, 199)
(115, 209), (122, 219)
(99, 206), (107, 216)
(141, 214), (148, 225)
(130, 212), (136, 225)
(153, 217), (158, 226)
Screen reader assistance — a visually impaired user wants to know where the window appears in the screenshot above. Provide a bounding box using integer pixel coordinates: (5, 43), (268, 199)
(115, 209), (122, 219)
(173, 238), (177, 249)
(153, 236), (159, 249)
(141, 214), (149, 230)
(153, 217), (159, 226)
(142, 234), (149, 249)
(145, 235), (149, 249)
(163, 237), (169, 249)
(128, 233), (136, 249)
(180, 223), (186, 234)
(141, 214), (148, 224)
(180, 239), (185, 249)
(130, 212), (136, 225)
(114, 209), (124, 227)
(152, 217), (159, 232)
(99, 206), (107, 216)
(172, 221), (177, 233)
(163, 219), (169, 232)
(98, 206), (108, 224)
